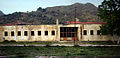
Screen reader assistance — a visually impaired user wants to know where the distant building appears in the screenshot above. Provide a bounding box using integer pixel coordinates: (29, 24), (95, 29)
(0, 20), (118, 42)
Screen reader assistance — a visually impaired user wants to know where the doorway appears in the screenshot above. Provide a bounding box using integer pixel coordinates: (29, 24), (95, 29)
(60, 27), (78, 41)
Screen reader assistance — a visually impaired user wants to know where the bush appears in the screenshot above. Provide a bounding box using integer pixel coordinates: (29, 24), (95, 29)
(74, 44), (79, 47)
(2, 40), (16, 43)
(10, 40), (16, 42)
(3, 40), (9, 43)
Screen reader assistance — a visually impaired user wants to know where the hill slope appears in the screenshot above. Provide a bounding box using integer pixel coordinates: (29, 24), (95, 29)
(0, 10), (4, 16)
(0, 3), (99, 25)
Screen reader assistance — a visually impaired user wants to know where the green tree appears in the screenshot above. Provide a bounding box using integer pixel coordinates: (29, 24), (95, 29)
(98, 0), (120, 43)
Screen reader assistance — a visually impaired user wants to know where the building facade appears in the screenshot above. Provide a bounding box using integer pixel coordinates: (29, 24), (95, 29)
(0, 21), (118, 42)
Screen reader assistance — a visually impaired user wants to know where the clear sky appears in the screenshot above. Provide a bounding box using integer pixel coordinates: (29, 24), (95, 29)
(0, 0), (104, 14)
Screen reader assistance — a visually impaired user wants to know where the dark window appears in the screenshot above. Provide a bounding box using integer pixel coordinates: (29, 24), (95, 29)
(83, 30), (87, 35)
(90, 30), (94, 35)
(24, 31), (28, 36)
(31, 31), (34, 36)
(18, 31), (21, 36)
(4, 31), (8, 36)
(11, 31), (14, 36)
(45, 31), (48, 35)
(52, 31), (55, 35)
(97, 30), (100, 35)
(60, 27), (78, 37)
(38, 31), (41, 36)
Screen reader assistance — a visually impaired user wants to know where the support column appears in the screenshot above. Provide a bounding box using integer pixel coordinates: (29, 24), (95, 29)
(15, 25), (17, 41)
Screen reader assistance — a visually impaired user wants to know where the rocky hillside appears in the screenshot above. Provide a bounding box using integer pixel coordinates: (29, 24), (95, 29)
(0, 3), (100, 25)
(0, 10), (4, 16)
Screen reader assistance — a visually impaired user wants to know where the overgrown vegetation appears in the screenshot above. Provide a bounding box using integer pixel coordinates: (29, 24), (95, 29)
(0, 40), (118, 45)
(0, 40), (58, 45)
(98, 0), (120, 43)
(0, 46), (120, 57)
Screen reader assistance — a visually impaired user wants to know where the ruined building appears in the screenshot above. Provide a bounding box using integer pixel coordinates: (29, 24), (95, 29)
(0, 19), (119, 42)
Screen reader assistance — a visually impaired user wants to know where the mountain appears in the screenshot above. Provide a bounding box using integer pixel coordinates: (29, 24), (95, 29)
(0, 10), (4, 16)
(0, 3), (100, 25)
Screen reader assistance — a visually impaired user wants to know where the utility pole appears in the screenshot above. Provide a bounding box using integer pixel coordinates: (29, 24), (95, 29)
(74, 6), (77, 20)
(74, 6), (77, 45)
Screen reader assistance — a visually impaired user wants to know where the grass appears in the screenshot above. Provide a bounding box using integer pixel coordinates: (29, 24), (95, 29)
(78, 41), (118, 45)
(0, 40), (118, 45)
(0, 46), (120, 58)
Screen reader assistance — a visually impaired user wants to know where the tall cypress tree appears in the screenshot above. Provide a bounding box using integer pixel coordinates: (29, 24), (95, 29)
(98, 0), (120, 43)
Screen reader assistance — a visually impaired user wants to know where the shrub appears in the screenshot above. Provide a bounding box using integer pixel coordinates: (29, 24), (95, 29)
(3, 40), (9, 43)
(10, 40), (16, 42)
(74, 44), (79, 47)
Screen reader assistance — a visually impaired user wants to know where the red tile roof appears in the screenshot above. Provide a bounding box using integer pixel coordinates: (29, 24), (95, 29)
(67, 21), (107, 24)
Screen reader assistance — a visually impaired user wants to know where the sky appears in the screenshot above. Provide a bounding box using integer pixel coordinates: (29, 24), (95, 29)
(0, 0), (104, 14)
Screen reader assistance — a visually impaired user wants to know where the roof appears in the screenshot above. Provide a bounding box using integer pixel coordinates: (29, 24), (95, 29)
(2, 21), (107, 26)
(67, 21), (107, 24)
(2, 21), (31, 26)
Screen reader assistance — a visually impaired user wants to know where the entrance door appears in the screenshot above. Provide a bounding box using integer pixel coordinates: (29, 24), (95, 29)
(60, 27), (78, 41)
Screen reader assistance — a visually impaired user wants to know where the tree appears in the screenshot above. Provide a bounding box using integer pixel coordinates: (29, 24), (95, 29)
(98, 0), (120, 43)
